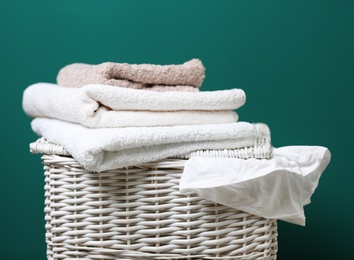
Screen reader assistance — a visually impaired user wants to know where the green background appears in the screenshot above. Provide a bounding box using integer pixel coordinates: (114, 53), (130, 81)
(1, 0), (353, 259)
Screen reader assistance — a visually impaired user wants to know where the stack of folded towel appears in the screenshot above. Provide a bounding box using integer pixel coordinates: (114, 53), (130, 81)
(23, 59), (271, 170)
(23, 58), (331, 226)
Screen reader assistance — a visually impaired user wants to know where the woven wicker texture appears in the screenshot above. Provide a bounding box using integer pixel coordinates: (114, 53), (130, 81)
(32, 139), (278, 260)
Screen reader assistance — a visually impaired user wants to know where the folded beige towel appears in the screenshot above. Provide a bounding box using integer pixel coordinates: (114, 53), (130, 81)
(57, 59), (205, 91)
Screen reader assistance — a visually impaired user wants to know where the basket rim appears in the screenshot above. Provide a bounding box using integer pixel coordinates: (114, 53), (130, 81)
(30, 137), (273, 160)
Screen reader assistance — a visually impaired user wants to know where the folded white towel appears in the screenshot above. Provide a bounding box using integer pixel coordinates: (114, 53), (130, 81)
(31, 118), (271, 172)
(22, 83), (245, 127)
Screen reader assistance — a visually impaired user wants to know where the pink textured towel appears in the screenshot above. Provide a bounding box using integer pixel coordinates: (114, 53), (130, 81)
(57, 59), (205, 91)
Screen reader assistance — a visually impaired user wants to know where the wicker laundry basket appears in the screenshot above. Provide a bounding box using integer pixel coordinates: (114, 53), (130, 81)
(30, 138), (278, 260)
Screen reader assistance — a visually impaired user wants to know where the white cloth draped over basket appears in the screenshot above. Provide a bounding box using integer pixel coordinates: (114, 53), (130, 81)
(180, 146), (331, 226)
(30, 139), (278, 260)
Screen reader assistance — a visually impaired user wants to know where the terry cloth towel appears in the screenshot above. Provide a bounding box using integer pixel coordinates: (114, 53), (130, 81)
(30, 118), (271, 172)
(57, 59), (205, 91)
(22, 83), (245, 127)
(180, 146), (331, 226)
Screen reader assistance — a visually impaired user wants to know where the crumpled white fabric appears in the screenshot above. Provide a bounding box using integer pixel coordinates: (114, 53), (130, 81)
(180, 146), (331, 226)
